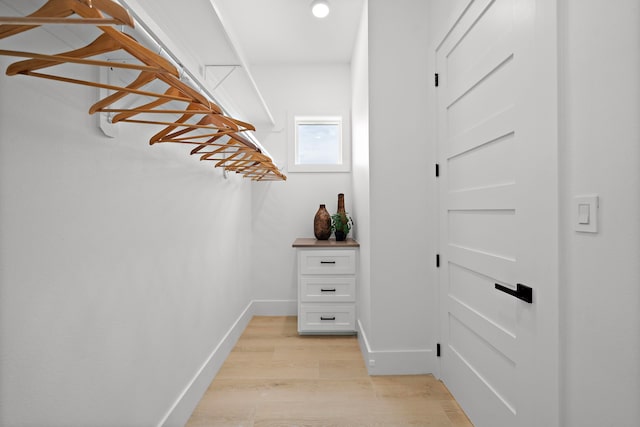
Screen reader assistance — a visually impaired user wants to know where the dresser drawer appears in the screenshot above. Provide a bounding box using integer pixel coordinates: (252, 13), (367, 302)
(299, 249), (356, 275)
(300, 277), (355, 302)
(298, 304), (356, 333)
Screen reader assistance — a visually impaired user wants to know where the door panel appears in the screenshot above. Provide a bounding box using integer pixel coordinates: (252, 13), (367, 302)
(449, 263), (518, 337)
(448, 210), (516, 258)
(436, 0), (559, 426)
(448, 132), (516, 192)
(448, 312), (516, 405)
(447, 59), (515, 135)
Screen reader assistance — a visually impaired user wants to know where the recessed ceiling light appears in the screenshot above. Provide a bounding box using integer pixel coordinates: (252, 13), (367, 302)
(311, 0), (330, 18)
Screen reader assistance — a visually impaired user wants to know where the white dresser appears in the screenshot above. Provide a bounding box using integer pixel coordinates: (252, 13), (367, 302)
(292, 238), (359, 334)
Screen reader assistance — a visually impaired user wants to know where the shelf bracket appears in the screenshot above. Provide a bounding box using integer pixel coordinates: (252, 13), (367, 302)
(204, 64), (241, 91)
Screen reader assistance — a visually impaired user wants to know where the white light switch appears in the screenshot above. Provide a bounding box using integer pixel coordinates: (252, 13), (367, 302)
(578, 204), (590, 224)
(575, 195), (598, 233)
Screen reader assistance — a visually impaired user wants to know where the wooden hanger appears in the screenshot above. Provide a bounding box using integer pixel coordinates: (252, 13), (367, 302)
(7, 69), (197, 107)
(80, 0), (133, 26)
(154, 73), (223, 114)
(232, 157), (285, 181)
(199, 141), (258, 161)
(5, 32), (134, 73)
(78, 32), (218, 112)
(89, 70), (160, 115)
(213, 149), (253, 168)
(159, 130), (230, 144)
(99, 87), (206, 120)
(2, 34), (167, 78)
(0, 30), (217, 117)
(4, 31), (178, 77)
(189, 138), (228, 155)
(197, 139), (246, 160)
(96, 74), (222, 123)
(232, 153), (273, 171)
(0, 0), (134, 40)
(228, 131), (259, 151)
(157, 113), (253, 138)
(1, 31), (183, 111)
(144, 103), (248, 145)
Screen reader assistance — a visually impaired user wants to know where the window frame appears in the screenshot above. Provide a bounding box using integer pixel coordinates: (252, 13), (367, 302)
(288, 115), (351, 173)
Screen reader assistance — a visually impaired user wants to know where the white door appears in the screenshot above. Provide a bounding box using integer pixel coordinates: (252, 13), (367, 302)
(436, 1), (558, 426)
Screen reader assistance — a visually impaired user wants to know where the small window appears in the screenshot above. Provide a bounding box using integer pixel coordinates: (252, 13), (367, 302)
(289, 116), (350, 172)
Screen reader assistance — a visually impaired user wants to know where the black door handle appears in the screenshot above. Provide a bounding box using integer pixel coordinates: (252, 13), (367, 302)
(495, 283), (533, 303)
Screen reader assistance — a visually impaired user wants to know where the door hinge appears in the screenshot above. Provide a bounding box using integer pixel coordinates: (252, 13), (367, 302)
(437, 343), (441, 357)
(436, 254), (440, 268)
(435, 73), (439, 87)
(435, 163), (440, 177)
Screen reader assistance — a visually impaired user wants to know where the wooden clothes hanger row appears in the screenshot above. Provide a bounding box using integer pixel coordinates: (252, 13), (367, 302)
(171, 139), (279, 177)
(118, 114), (283, 180)
(0, 0), (285, 181)
(178, 139), (285, 181)
(0, 43), (283, 181)
(187, 137), (286, 181)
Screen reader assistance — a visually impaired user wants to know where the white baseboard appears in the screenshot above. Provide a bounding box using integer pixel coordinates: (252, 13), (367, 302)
(357, 319), (436, 375)
(158, 302), (253, 427)
(251, 299), (297, 316)
(158, 299), (297, 427)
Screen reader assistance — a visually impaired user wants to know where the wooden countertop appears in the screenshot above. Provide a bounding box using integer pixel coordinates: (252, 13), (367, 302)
(292, 237), (360, 248)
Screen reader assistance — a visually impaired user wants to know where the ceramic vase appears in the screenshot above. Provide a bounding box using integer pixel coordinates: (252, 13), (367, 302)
(337, 193), (346, 216)
(335, 193), (348, 241)
(314, 204), (331, 240)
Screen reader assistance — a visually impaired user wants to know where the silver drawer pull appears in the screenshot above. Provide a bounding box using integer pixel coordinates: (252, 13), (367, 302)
(321, 288), (337, 292)
(320, 260), (336, 264)
(320, 316), (336, 321)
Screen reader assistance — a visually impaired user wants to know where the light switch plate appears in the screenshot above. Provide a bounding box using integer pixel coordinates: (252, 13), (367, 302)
(574, 195), (599, 233)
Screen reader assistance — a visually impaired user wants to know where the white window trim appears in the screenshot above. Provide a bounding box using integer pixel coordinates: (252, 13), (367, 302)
(288, 114), (351, 173)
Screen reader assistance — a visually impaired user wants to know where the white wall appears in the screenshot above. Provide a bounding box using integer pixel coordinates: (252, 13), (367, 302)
(559, 1), (640, 425)
(351, 2), (372, 343)
(250, 64), (353, 306)
(359, 0), (436, 374)
(0, 34), (254, 426)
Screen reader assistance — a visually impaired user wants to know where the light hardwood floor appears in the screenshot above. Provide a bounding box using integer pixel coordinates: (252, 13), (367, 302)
(186, 316), (473, 427)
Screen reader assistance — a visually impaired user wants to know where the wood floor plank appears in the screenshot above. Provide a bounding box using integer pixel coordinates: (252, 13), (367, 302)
(216, 359), (320, 380)
(185, 316), (473, 427)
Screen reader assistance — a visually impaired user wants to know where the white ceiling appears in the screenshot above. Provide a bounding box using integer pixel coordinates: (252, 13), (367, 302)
(212, 0), (366, 65)
(120, 0), (365, 123)
(123, 0), (365, 66)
